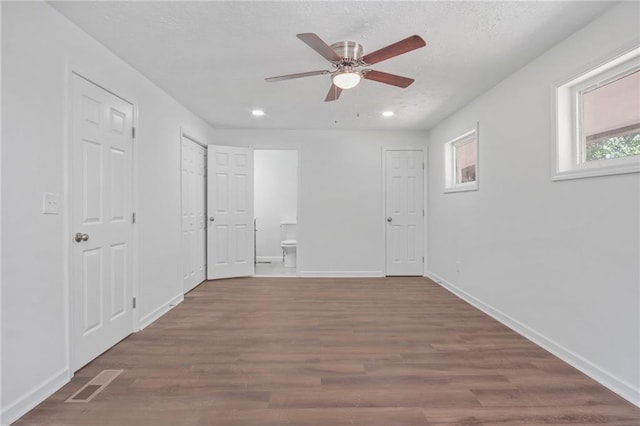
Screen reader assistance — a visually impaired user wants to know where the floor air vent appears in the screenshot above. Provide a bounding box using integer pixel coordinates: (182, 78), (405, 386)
(66, 369), (123, 403)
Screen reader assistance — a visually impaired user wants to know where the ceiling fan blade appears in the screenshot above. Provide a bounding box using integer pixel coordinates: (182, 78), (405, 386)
(297, 33), (341, 62)
(362, 70), (414, 88)
(361, 35), (426, 65)
(265, 70), (330, 82)
(324, 84), (342, 102)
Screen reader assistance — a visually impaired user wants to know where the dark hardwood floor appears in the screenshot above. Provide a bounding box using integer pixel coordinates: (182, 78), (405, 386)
(16, 277), (640, 425)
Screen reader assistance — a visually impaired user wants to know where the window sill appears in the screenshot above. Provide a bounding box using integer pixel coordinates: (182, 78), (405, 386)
(444, 183), (479, 193)
(552, 160), (640, 181)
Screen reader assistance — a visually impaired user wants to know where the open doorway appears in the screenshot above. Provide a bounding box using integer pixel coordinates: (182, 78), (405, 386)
(254, 149), (298, 276)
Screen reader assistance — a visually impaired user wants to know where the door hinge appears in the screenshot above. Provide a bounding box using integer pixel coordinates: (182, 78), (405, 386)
(422, 256), (424, 263)
(423, 209), (425, 217)
(132, 297), (137, 309)
(132, 212), (136, 224)
(132, 127), (136, 139)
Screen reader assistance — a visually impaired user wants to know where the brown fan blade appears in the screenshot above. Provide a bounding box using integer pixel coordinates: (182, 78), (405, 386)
(265, 70), (330, 82)
(297, 33), (341, 62)
(362, 70), (414, 88)
(324, 84), (343, 102)
(361, 35), (426, 65)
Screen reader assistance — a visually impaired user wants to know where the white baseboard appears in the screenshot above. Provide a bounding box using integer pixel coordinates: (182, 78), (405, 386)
(256, 256), (282, 263)
(425, 271), (640, 408)
(299, 270), (384, 278)
(137, 293), (184, 331)
(2, 367), (70, 426)
(3, 291), (189, 425)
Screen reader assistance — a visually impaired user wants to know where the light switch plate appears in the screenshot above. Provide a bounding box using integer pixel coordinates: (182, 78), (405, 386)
(43, 192), (60, 215)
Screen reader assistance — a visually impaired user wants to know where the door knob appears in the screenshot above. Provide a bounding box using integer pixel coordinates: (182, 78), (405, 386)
(386, 217), (392, 223)
(74, 232), (89, 242)
(209, 217), (215, 222)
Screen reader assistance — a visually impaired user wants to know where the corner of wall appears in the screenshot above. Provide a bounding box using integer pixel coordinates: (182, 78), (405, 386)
(298, 271), (385, 278)
(1, 368), (70, 426)
(137, 292), (184, 331)
(425, 271), (640, 408)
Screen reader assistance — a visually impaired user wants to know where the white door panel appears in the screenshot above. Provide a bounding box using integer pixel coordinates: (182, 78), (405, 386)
(195, 148), (206, 280)
(207, 145), (254, 279)
(182, 137), (207, 293)
(385, 150), (424, 276)
(72, 74), (133, 371)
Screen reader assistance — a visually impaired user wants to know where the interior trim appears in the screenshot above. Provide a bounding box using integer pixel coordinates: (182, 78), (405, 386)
(138, 293), (184, 331)
(2, 368), (70, 425)
(425, 271), (640, 408)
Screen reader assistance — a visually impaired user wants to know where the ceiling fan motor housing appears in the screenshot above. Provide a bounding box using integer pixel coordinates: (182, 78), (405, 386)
(330, 41), (363, 63)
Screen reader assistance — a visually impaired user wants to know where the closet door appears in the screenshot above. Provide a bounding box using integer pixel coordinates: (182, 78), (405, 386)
(71, 73), (134, 370)
(182, 136), (207, 293)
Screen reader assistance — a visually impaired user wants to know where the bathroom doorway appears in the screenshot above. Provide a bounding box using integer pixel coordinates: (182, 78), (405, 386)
(254, 149), (298, 276)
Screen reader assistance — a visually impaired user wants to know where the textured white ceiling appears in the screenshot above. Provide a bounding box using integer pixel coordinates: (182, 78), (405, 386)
(50, 1), (613, 130)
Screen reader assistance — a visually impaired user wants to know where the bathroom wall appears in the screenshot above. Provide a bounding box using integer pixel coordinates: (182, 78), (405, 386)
(254, 150), (298, 261)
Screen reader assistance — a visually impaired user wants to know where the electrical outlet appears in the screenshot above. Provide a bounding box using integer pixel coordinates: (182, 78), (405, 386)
(43, 192), (60, 215)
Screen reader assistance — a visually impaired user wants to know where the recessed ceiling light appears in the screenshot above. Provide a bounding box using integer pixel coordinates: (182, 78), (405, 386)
(251, 109), (265, 117)
(382, 111), (394, 117)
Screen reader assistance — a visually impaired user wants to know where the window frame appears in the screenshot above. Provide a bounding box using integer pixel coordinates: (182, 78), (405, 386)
(553, 46), (640, 181)
(444, 124), (479, 193)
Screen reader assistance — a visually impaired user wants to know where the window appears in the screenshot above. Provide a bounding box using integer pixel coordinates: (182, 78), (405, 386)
(582, 70), (640, 162)
(554, 46), (640, 180)
(445, 125), (478, 192)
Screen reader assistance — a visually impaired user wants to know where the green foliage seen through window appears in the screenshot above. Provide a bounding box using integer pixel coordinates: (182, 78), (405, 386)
(586, 132), (640, 161)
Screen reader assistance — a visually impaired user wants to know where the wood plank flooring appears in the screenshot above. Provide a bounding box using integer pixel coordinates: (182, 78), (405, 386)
(16, 277), (640, 425)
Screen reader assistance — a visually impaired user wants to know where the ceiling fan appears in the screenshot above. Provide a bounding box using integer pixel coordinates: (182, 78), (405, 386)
(265, 33), (426, 102)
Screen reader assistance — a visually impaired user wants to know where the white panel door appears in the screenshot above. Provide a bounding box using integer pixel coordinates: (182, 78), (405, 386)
(182, 137), (207, 293)
(71, 74), (134, 371)
(207, 145), (254, 279)
(385, 150), (424, 276)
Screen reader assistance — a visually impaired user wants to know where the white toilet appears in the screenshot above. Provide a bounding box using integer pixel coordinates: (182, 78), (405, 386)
(280, 220), (297, 268)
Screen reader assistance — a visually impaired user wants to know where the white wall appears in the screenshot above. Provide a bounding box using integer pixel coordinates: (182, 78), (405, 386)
(1, 2), (216, 423)
(6, 0), (634, 422)
(254, 150), (298, 261)
(0, 3), (3, 423)
(426, 2), (639, 406)
(213, 129), (427, 277)
(0, 5), (427, 421)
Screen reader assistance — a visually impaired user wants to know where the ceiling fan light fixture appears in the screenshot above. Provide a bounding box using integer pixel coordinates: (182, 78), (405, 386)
(332, 71), (361, 90)
(266, 33), (426, 102)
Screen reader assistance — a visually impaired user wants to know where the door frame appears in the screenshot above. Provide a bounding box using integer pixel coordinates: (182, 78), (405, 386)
(381, 147), (428, 276)
(180, 128), (208, 293)
(64, 66), (139, 376)
(252, 148), (301, 276)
